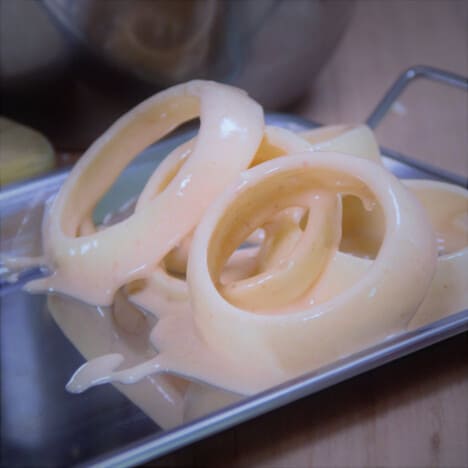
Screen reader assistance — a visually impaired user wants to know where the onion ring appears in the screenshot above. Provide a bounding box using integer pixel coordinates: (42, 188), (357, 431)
(26, 81), (264, 305)
(187, 152), (437, 389)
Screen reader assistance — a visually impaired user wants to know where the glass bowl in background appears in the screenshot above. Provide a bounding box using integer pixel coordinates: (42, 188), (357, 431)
(1, 0), (353, 149)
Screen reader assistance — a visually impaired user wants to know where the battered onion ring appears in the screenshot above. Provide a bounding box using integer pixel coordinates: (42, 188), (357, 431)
(407, 180), (468, 328)
(128, 125), (310, 304)
(81, 124), (381, 307)
(187, 152), (437, 387)
(130, 124), (380, 304)
(309, 179), (468, 327)
(220, 190), (342, 311)
(26, 81), (264, 305)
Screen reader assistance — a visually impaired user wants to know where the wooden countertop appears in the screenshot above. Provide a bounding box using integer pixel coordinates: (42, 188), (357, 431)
(152, 2), (468, 466)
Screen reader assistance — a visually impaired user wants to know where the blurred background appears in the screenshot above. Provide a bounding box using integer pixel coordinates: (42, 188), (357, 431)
(0, 0), (353, 149)
(1, 0), (467, 182)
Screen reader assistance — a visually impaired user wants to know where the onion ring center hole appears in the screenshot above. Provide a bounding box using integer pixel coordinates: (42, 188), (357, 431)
(92, 119), (200, 229)
(340, 194), (384, 260)
(206, 166), (381, 296)
(220, 205), (307, 285)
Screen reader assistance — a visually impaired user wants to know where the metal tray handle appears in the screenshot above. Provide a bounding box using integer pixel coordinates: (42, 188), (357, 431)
(367, 65), (468, 187)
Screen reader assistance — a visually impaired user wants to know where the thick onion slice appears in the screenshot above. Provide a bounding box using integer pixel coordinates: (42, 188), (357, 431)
(300, 124), (382, 164)
(26, 81), (264, 305)
(128, 125), (310, 304)
(221, 191), (342, 311)
(66, 157), (465, 396)
(296, 179), (468, 327)
(187, 152), (437, 389)
(130, 124), (378, 304)
(407, 180), (468, 328)
(302, 124), (384, 258)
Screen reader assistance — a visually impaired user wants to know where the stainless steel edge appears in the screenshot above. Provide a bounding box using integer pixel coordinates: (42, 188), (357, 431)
(0, 169), (68, 203)
(366, 65), (468, 129)
(0, 112), (464, 206)
(88, 310), (468, 468)
(266, 113), (467, 187)
(379, 146), (467, 187)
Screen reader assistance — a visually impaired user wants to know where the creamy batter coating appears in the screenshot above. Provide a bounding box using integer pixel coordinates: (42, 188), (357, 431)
(10, 81), (466, 413)
(26, 81), (264, 305)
